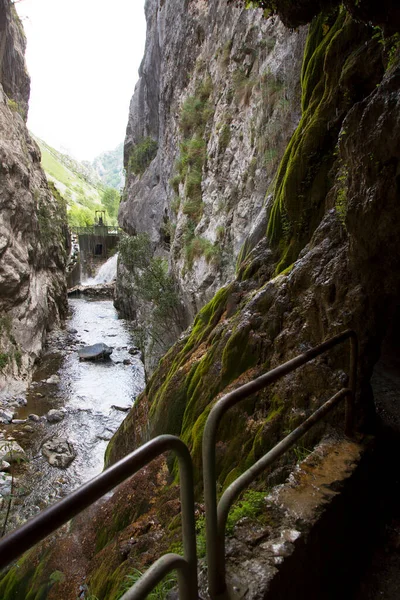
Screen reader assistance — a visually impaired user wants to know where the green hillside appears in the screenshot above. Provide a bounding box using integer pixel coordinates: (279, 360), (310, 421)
(34, 137), (120, 227)
(92, 142), (124, 190)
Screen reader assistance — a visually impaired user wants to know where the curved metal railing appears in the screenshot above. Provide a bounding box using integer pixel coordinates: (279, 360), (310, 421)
(202, 329), (358, 598)
(0, 330), (358, 600)
(0, 435), (198, 600)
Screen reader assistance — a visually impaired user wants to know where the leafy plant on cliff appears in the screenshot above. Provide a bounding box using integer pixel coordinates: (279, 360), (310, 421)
(118, 569), (177, 600)
(7, 98), (23, 116)
(128, 137), (158, 176)
(118, 233), (186, 358)
(335, 164), (349, 225)
(184, 235), (222, 271)
(0, 354), (9, 371)
(170, 77), (214, 270)
(265, 8), (381, 274)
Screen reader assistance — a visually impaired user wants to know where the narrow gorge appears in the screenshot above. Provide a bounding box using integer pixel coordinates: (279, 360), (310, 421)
(0, 0), (400, 599)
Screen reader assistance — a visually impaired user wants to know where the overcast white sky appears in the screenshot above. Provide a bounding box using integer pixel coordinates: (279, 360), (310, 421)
(16, 0), (146, 160)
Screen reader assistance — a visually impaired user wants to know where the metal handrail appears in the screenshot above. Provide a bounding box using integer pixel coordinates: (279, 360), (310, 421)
(71, 226), (121, 235)
(0, 435), (198, 600)
(202, 329), (358, 599)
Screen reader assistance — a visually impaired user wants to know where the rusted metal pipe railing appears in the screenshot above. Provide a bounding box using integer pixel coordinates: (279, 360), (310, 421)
(203, 330), (358, 599)
(0, 435), (198, 600)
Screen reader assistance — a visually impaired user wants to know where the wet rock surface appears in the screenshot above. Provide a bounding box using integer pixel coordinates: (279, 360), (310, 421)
(46, 409), (65, 423)
(78, 342), (113, 361)
(197, 436), (371, 600)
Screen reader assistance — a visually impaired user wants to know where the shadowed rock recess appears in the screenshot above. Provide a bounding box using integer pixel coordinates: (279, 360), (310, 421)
(1, 0), (400, 598)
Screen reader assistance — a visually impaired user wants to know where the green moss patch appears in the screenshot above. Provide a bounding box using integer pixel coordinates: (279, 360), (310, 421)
(266, 8), (380, 274)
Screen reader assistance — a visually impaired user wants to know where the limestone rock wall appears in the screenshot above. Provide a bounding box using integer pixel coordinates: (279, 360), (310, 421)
(108, 7), (400, 477)
(0, 0), (67, 389)
(2, 2), (400, 598)
(117, 0), (307, 364)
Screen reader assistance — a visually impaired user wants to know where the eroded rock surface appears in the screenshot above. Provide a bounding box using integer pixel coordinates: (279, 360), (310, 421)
(41, 437), (76, 469)
(0, 0), (67, 389)
(116, 0), (307, 368)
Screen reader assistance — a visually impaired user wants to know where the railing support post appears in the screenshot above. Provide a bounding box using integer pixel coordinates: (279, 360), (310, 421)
(0, 435), (198, 600)
(203, 330), (358, 599)
(346, 333), (358, 437)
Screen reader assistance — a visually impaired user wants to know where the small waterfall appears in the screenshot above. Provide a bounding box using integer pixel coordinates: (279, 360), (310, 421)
(83, 253), (118, 286)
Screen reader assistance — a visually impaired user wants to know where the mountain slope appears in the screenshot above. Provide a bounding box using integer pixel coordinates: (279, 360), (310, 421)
(92, 142), (124, 190)
(35, 138), (121, 226)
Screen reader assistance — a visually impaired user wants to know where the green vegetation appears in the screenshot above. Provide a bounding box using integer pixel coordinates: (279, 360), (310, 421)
(219, 123), (231, 153)
(7, 98), (23, 115)
(36, 138), (122, 226)
(335, 164), (349, 225)
(184, 235), (221, 270)
(226, 490), (268, 533)
(118, 233), (185, 357)
(118, 570), (177, 600)
(92, 142), (124, 189)
(170, 77), (214, 269)
(266, 8), (375, 274)
(101, 187), (120, 220)
(0, 353), (9, 370)
(292, 444), (313, 462)
(128, 137), (158, 176)
(36, 138), (109, 226)
(67, 204), (93, 227)
(0, 317), (21, 375)
(232, 68), (256, 105)
(193, 489), (267, 559)
(0, 548), (61, 600)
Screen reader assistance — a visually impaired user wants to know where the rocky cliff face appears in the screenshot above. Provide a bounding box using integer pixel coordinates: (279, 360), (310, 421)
(0, 0), (67, 390)
(2, 2), (400, 598)
(117, 0), (307, 366)
(109, 3), (400, 488)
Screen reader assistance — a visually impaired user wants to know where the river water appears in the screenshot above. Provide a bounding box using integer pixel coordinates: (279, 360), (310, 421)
(6, 298), (145, 530)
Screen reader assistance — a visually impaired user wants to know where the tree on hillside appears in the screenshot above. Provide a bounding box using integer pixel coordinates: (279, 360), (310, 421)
(101, 188), (120, 220)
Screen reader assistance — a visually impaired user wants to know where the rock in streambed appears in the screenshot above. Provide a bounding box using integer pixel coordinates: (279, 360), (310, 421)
(41, 437), (76, 468)
(78, 343), (113, 361)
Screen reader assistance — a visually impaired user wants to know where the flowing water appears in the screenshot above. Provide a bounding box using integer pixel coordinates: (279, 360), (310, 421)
(5, 297), (145, 531)
(82, 253), (118, 286)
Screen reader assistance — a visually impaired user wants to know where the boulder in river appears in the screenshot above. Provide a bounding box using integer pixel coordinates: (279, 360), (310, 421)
(0, 440), (27, 463)
(111, 404), (130, 412)
(0, 409), (14, 424)
(45, 374), (60, 385)
(41, 437), (76, 468)
(46, 409), (66, 423)
(78, 343), (113, 361)
(0, 473), (13, 496)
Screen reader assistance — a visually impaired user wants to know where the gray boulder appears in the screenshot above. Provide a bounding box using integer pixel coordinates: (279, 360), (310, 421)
(0, 473), (13, 496)
(45, 374), (60, 384)
(0, 409), (14, 424)
(41, 437), (75, 468)
(0, 440), (27, 463)
(78, 343), (113, 361)
(46, 409), (65, 423)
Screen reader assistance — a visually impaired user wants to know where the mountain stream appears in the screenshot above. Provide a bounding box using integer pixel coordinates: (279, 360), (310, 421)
(3, 298), (145, 533)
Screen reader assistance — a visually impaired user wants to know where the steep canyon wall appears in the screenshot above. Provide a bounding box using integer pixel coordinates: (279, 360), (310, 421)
(0, 0), (67, 390)
(110, 1), (400, 489)
(2, 1), (400, 598)
(116, 0), (307, 368)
